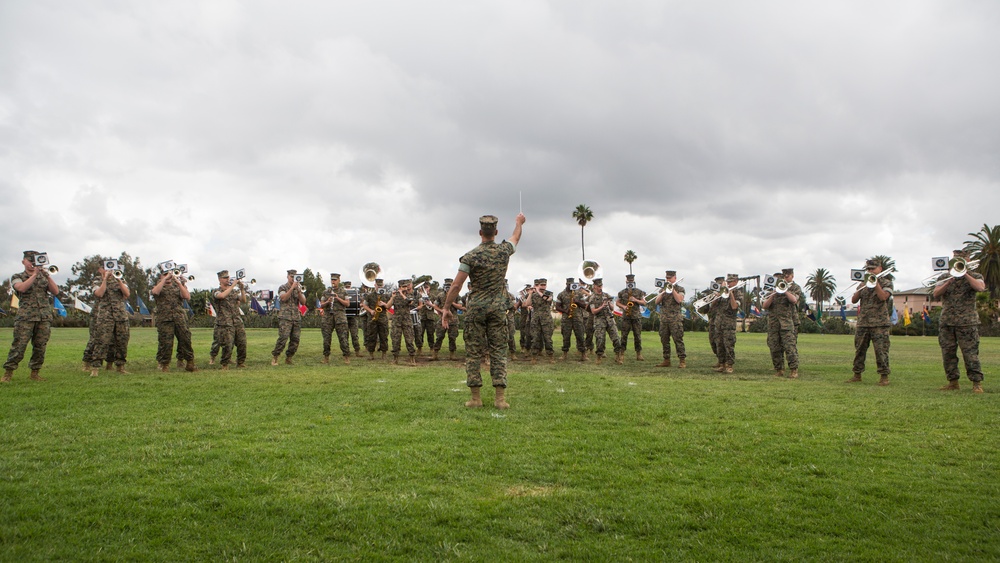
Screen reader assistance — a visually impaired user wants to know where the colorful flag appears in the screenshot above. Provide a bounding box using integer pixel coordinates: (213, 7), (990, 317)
(298, 304), (308, 315)
(182, 300), (194, 315)
(840, 305), (847, 321)
(682, 307), (691, 320)
(207, 303), (217, 317)
(10, 293), (19, 310)
(136, 295), (150, 316)
(53, 297), (68, 317)
(751, 305), (762, 317)
(250, 297), (267, 315)
(903, 307), (911, 326)
(75, 296), (92, 314)
(891, 309), (899, 325)
(125, 301), (135, 315)
(922, 305), (931, 324)
(0, 306), (6, 315)
(640, 306), (651, 318)
(806, 309), (816, 322)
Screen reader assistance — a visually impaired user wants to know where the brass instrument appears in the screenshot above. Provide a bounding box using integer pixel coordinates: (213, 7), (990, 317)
(577, 260), (603, 283)
(718, 280), (746, 300)
(359, 262), (383, 288)
(113, 269), (124, 279)
(32, 253), (58, 275)
(372, 305), (384, 322)
(863, 267), (895, 289)
(949, 257), (978, 278)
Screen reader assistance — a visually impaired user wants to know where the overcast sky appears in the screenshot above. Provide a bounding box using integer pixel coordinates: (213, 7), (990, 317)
(3, 0), (999, 298)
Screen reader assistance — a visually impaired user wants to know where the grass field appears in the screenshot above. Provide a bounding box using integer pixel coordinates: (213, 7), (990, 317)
(1, 327), (998, 561)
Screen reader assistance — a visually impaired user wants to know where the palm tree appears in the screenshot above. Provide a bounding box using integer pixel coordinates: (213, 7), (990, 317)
(624, 250), (637, 275)
(572, 204), (594, 260)
(871, 254), (896, 275)
(805, 268), (837, 319)
(965, 223), (1000, 298)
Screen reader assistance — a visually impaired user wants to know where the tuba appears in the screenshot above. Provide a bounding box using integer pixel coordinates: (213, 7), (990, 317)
(577, 260), (603, 283)
(359, 262), (382, 288)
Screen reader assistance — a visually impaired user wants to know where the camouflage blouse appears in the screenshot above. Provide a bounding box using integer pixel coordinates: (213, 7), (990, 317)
(11, 271), (52, 322)
(938, 273), (983, 327)
(277, 282), (303, 321)
(458, 240), (516, 311)
(855, 278), (894, 328)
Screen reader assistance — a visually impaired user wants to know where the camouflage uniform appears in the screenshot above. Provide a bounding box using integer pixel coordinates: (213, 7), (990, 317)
(434, 291), (460, 353)
(938, 272), (984, 383)
(582, 300), (595, 352)
(459, 238), (516, 387)
(557, 286), (586, 353)
(414, 290), (438, 352)
(506, 290), (518, 353)
(90, 277), (130, 368)
(321, 285), (351, 359)
(617, 286), (645, 352)
(589, 289), (622, 358)
(82, 298), (102, 365)
(529, 288), (555, 358)
(4, 271), (53, 373)
(272, 282), (303, 359)
(764, 281), (802, 372)
(518, 294), (533, 352)
(364, 289), (390, 353)
(213, 284), (247, 367)
(852, 278), (894, 378)
(387, 289), (418, 357)
(714, 289), (741, 367)
(153, 281), (194, 366)
(656, 284), (686, 363)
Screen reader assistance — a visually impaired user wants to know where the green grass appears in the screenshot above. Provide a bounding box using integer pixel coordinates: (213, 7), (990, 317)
(1, 328), (998, 561)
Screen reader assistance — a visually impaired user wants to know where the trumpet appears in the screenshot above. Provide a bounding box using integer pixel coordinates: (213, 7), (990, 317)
(45, 265), (59, 275)
(113, 269), (124, 279)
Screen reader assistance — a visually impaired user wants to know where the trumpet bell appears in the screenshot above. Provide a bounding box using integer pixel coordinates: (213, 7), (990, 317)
(949, 258), (977, 278)
(47, 265), (59, 274)
(113, 270), (124, 279)
(774, 280), (789, 294)
(359, 262), (382, 288)
(577, 260), (603, 282)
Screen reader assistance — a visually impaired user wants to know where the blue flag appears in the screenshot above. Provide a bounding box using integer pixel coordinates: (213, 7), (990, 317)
(126, 301), (135, 315)
(840, 305), (847, 321)
(682, 307), (691, 320)
(736, 310), (745, 320)
(250, 296), (267, 315)
(891, 309), (898, 325)
(182, 300), (194, 315)
(53, 297), (68, 317)
(641, 306), (651, 319)
(137, 295), (150, 316)
(273, 297), (280, 311)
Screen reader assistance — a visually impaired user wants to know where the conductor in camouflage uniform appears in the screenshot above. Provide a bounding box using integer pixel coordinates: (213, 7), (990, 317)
(616, 274), (647, 361)
(654, 270), (686, 369)
(934, 250), (987, 393)
(3, 250), (59, 383)
(213, 270), (248, 370)
(713, 274), (742, 374)
(556, 277), (587, 361)
(387, 279), (418, 365)
(89, 261), (131, 376)
(589, 278), (624, 365)
(320, 273), (352, 365)
(272, 269), (306, 365)
(848, 258), (894, 385)
(763, 268), (802, 378)
(151, 269), (196, 372)
(442, 213), (525, 409)
(528, 278), (555, 364)
(363, 278), (390, 360)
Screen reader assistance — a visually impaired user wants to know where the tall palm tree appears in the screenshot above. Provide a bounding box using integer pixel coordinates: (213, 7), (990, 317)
(965, 223), (1000, 298)
(572, 204), (594, 260)
(624, 250), (637, 275)
(805, 268), (837, 318)
(871, 254), (896, 274)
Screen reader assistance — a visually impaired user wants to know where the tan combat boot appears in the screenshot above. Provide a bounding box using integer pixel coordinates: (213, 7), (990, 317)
(548, 353), (555, 364)
(116, 364), (129, 374)
(580, 351), (588, 362)
(878, 375), (890, 386)
(392, 354), (399, 365)
(789, 369), (799, 379)
(285, 356), (294, 365)
(636, 352), (645, 361)
(89, 368), (99, 377)
(221, 364), (230, 371)
(939, 380), (960, 391)
(81, 361), (89, 372)
(159, 364), (169, 373)
(724, 364), (734, 374)
(368, 351), (375, 360)
(208, 356), (216, 365)
(973, 382), (984, 394)
(494, 386), (510, 409)
(431, 349), (439, 361)
(408, 354), (416, 366)
(616, 351), (624, 365)
(2, 369), (14, 382)
(271, 355), (279, 366)
(449, 351), (456, 361)
(344, 356), (351, 365)
(237, 363), (247, 369)
(774, 369), (784, 378)
(562, 351), (569, 361)
(30, 370), (45, 381)
(678, 359), (686, 369)
(595, 354), (603, 365)
(711, 362), (722, 369)
(185, 360), (198, 373)
(321, 355), (330, 364)
(465, 386), (483, 408)
(530, 354), (537, 365)
(381, 351), (387, 360)
(714, 364), (726, 373)
(177, 358), (184, 369)
(656, 359), (671, 368)
(416, 347), (423, 358)
(846, 374), (862, 383)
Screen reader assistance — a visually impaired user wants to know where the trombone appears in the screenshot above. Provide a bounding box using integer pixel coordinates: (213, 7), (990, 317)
(863, 267), (895, 289)
(922, 257), (979, 287)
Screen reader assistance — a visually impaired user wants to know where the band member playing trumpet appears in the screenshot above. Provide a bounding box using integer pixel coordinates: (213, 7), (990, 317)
(363, 278), (390, 359)
(616, 274), (647, 361)
(556, 277), (587, 361)
(3, 250), (60, 383)
(763, 268), (801, 378)
(528, 278), (555, 364)
(589, 278), (624, 364)
(935, 250), (987, 393)
(848, 258), (894, 385)
(89, 259), (131, 376)
(272, 269), (306, 366)
(713, 274), (742, 374)
(387, 279), (418, 365)
(213, 270), (248, 369)
(151, 268), (196, 372)
(320, 273), (352, 365)
(654, 270), (686, 368)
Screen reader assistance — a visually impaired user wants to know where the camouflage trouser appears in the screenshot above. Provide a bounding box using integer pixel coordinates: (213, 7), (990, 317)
(939, 325), (982, 382)
(620, 317), (643, 352)
(414, 318), (436, 349)
(272, 319), (301, 358)
(766, 326), (798, 370)
(708, 318), (718, 356)
(658, 316), (685, 360)
(390, 316), (416, 356)
(716, 328), (736, 366)
(90, 320), (130, 368)
(593, 316), (622, 357)
(210, 330), (220, 359)
(155, 318), (194, 365)
(853, 326), (890, 376)
(584, 314), (594, 351)
(506, 313), (516, 352)
(365, 317), (389, 353)
(322, 317), (351, 357)
(464, 306), (508, 388)
(4, 320), (51, 371)
(347, 316), (362, 352)
(529, 316), (554, 355)
(213, 324), (243, 366)
(560, 314), (586, 352)
(83, 317), (98, 362)
(519, 312), (532, 351)
(434, 319), (459, 352)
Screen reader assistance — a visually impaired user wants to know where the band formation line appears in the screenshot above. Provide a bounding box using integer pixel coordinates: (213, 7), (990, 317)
(3, 213), (988, 406)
